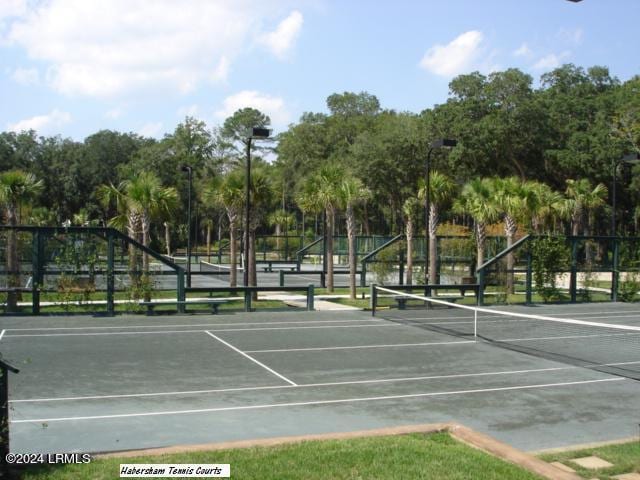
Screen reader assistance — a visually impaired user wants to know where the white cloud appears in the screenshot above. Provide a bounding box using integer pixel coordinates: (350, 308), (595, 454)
(258, 10), (303, 60)
(5, 0), (289, 97)
(138, 122), (164, 138)
(419, 30), (485, 77)
(11, 66), (39, 85)
(533, 51), (571, 70)
(558, 27), (583, 45)
(0, 0), (26, 21)
(105, 107), (124, 119)
(215, 90), (290, 127)
(178, 104), (200, 118)
(513, 43), (532, 58)
(8, 109), (71, 133)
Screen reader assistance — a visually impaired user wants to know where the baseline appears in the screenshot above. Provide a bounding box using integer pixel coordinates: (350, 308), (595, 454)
(11, 378), (624, 424)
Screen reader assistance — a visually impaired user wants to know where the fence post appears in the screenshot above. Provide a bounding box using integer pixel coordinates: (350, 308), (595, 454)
(177, 269), (186, 313)
(244, 289), (252, 312)
(570, 238), (578, 303)
(370, 283), (377, 316)
(612, 237), (619, 302)
(107, 231), (115, 316)
(307, 284), (314, 311)
(31, 230), (41, 315)
(0, 360), (19, 474)
(477, 268), (485, 306)
(360, 262), (367, 287)
(525, 246), (533, 305)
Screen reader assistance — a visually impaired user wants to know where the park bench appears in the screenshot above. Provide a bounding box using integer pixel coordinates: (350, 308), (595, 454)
(393, 294), (464, 310)
(139, 299), (229, 315)
(258, 260), (299, 272)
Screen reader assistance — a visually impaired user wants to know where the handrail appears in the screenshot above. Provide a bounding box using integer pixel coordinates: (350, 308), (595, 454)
(359, 234), (404, 287)
(295, 236), (324, 263)
(476, 234), (531, 274)
(359, 234), (404, 264)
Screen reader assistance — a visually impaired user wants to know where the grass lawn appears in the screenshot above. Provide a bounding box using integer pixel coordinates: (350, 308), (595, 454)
(539, 440), (640, 479)
(17, 433), (543, 480)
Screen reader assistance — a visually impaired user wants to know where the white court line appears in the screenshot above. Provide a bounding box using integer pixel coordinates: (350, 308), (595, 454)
(245, 340), (474, 353)
(10, 378), (624, 424)
(3, 318), (384, 332)
(205, 331), (297, 386)
(10, 365), (580, 404)
(0, 329), (5, 342)
(4, 323), (397, 338)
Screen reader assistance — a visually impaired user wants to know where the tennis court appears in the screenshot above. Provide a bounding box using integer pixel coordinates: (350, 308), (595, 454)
(2, 297), (640, 454)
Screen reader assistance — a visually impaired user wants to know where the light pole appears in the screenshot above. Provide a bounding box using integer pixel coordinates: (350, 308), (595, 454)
(243, 127), (271, 287)
(425, 138), (457, 285)
(612, 153), (640, 236)
(181, 165), (193, 287)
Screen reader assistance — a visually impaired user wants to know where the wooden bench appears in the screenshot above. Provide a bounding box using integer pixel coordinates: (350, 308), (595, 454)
(260, 261), (298, 273)
(139, 299), (229, 315)
(394, 295), (464, 310)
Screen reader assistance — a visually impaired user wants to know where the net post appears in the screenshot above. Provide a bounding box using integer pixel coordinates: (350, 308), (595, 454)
(473, 309), (478, 339)
(307, 284), (314, 311)
(370, 283), (377, 316)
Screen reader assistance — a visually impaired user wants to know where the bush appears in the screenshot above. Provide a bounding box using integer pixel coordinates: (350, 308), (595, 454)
(531, 235), (571, 302)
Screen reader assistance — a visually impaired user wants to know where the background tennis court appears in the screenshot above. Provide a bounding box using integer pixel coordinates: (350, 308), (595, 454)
(2, 304), (640, 454)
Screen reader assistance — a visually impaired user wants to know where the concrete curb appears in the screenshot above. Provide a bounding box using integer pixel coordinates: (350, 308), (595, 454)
(96, 422), (581, 480)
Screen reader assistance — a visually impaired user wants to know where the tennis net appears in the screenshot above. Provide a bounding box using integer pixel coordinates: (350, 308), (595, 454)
(198, 260), (241, 275)
(372, 286), (640, 381)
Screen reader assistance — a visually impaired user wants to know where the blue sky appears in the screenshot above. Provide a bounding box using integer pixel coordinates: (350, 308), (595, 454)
(1, 0), (639, 140)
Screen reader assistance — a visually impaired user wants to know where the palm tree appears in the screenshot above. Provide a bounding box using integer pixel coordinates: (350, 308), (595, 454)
(267, 209), (295, 253)
(565, 179), (608, 237)
(418, 171), (456, 284)
(337, 175), (370, 300)
(454, 178), (501, 269)
(246, 170), (273, 292)
(491, 177), (530, 293)
(523, 181), (569, 234)
(202, 170), (244, 286)
(297, 165), (343, 292)
(402, 197), (420, 285)
(0, 170), (44, 310)
(565, 178), (608, 265)
(97, 172), (178, 294)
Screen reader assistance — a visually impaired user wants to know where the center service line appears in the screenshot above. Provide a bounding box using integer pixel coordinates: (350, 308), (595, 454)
(205, 331), (297, 386)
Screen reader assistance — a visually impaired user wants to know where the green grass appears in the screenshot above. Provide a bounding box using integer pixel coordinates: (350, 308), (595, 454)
(539, 440), (640, 479)
(18, 433), (543, 480)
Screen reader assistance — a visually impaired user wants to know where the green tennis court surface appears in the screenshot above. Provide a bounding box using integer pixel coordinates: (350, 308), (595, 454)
(2, 304), (640, 454)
